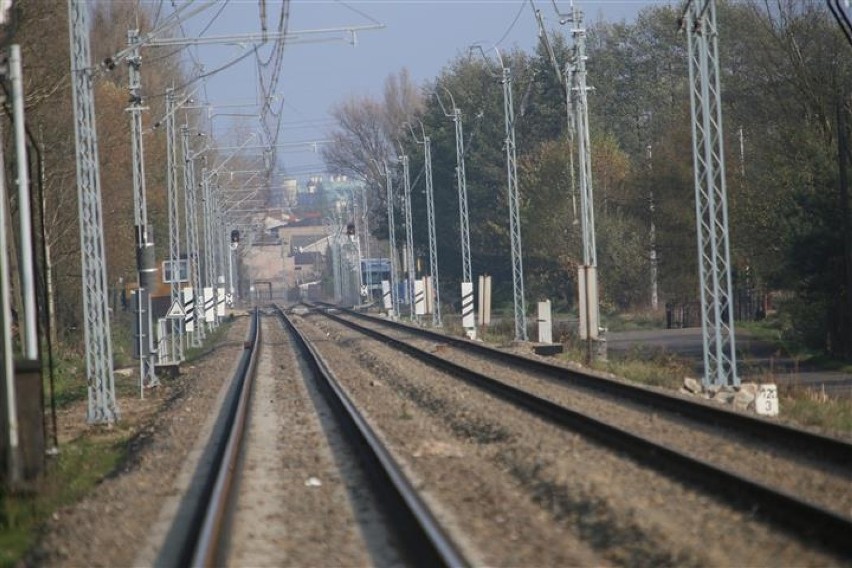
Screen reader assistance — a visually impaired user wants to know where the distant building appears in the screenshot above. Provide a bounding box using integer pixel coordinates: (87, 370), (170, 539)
(324, 174), (365, 207)
(282, 178), (298, 207)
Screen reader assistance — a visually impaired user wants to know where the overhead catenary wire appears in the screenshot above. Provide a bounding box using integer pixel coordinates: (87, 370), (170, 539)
(495, 0), (528, 46)
(152, 45), (262, 98)
(145, 1), (230, 67)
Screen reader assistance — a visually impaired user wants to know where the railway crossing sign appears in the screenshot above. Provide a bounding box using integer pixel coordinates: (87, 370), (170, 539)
(165, 299), (185, 319)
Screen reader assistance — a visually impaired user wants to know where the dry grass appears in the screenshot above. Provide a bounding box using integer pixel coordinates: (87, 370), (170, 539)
(776, 383), (852, 436)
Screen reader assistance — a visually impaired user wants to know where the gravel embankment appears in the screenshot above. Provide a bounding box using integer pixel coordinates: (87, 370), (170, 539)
(23, 308), (846, 566)
(27, 318), (248, 567)
(297, 311), (842, 567)
(337, 313), (852, 521)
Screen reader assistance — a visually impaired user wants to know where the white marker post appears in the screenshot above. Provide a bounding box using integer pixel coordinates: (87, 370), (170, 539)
(461, 281), (476, 339)
(756, 384), (779, 416)
(537, 299), (552, 344)
(414, 279), (426, 316)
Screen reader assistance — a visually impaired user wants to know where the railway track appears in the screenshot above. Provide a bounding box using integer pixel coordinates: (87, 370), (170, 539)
(304, 303), (852, 559)
(161, 307), (468, 567)
(154, 309), (261, 567)
(271, 305), (468, 567)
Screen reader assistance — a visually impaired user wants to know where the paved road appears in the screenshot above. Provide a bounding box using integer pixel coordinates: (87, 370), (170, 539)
(606, 327), (852, 397)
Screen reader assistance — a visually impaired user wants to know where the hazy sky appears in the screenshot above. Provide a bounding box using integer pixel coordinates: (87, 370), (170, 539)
(177, 0), (670, 180)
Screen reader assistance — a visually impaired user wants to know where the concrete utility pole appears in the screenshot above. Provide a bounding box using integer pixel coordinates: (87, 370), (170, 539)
(436, 87), (476, 337)
(67, 0), (119, 424)
(399, 152), (417, 320)
(536, 1), (601, 356)
(681, 0), (738, 388)
(408, 121), (442, 327)
(565, 7), (597, 271)
(7, 46), (37, 360)
(563, 2), (600, 355)
(126, 29), (159, 391)
(472, 45), (527, 341)
(0, 116), (20, 482)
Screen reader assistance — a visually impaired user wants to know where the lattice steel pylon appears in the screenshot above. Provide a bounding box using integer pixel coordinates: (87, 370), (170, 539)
(213, 177), (226, 303)
(126, 29), (159, 390)
(682, 0), (739, 388)
(165, 89), (184, 363)
(435, 88), (474, 314)
(360, 185), (371, 281)
(67, 0), (119, 424)
(423, 135), (442, 326)
(472, 45), (528, 341)
(201, 167), (216, 327)
(399, 153), (417, 320)
(408, 122), (442, 327)
(453, 108), (473, 284)
(182, 125), (205, 345)
(384, 162), (400, 316)
(500, 61), (528, 341)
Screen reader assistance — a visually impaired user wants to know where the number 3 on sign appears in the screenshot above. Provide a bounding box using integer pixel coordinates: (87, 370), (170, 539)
(756, 384), (779, 417)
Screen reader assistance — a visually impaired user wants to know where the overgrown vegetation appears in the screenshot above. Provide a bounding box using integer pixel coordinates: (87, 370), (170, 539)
(781, 392), (852, 434)
(0, 432), (129, 567)
(0, 314), (233, 567)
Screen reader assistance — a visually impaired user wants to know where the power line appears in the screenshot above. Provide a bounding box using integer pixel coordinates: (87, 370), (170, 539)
(495, 0), (527, 46)
(334, 0), (383, 26)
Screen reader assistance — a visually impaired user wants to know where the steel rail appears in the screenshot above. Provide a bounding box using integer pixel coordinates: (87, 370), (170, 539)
(311, 305), (852, 559)
(317, 304), (852, 470)
(273, 305), (468, 568)
(185, 308), (262, 567)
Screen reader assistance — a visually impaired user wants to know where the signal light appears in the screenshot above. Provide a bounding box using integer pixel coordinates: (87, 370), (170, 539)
(231, 229), (240, 243)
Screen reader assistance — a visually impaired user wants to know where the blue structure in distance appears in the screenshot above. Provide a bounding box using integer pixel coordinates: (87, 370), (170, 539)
(360, 258), (390, 298)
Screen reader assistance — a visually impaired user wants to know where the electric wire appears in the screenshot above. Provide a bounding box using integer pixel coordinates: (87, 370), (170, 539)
(151, 45), (262, 98)
(152, 0), (164, 28)
(145, 1), (228, 66)
(253, 0), (290, 175)
(495, 0), (528, 46)
(334, 0), (383, 26)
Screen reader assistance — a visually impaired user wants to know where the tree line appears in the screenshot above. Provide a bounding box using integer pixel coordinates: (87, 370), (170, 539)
(1, 0), (238, 355)
(323, 0), (852, 358)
